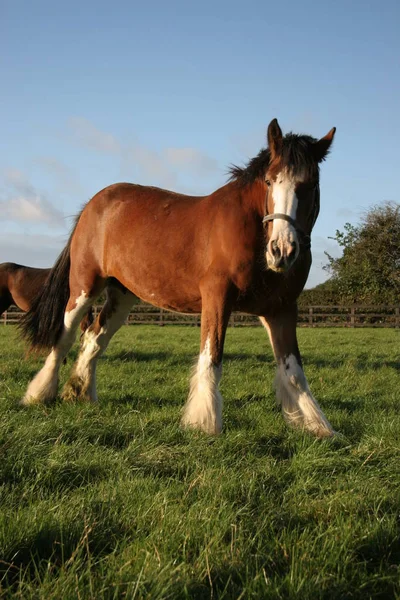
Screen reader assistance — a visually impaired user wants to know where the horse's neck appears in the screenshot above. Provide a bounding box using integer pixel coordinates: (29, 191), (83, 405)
(208, 180), (265, 217)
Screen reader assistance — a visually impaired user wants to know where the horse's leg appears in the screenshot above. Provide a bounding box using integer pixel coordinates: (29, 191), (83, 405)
(0, 264), (13, 316)
(181, 280), (233, 434)
(21, 289), (95, 406)
(0, 295), (12, 318)
(260, 306), (335, 438)
(62, 286), (134, 403)
(80, 305), (94, 335)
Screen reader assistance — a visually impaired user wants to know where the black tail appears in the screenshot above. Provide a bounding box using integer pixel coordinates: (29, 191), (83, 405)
(20, 240), (73, 350)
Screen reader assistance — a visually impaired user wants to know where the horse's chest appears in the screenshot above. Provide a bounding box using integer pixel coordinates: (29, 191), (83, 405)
(233, 264), (308, 315)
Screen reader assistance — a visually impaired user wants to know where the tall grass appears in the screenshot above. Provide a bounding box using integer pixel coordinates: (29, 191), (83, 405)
(0, 326), (399, 598)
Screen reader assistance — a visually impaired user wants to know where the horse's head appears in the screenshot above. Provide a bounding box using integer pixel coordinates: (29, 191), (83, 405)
(264, 119), (335, 273)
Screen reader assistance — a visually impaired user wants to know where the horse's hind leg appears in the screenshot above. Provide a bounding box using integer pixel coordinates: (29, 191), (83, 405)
(0, 292), (12, 318)
(181, 278), (233, 434)
(80, 305), (94, 335)
(62, 285), (135, 403)
(21, 290), (95, 406)
(260, 305), (335, 438)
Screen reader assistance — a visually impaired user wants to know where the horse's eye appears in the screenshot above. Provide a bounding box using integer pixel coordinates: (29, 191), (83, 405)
(265, 179), (271, 187)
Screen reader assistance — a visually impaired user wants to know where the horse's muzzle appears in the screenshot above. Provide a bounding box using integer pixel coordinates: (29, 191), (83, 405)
(266, 240), (298, 272)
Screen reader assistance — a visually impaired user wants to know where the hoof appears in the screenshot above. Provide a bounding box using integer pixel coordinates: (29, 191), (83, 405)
(61, 375), (96, 403)
(309, 425), (336, 439)
(20, 393), (55, 407)
(181, 414), (222, 435)
(21, 381), (58, 407)
(285, 415), (336, 439)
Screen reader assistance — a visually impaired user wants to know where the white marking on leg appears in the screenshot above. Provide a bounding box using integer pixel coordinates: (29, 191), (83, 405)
(21, 348), (60, 406)
(63, 289), (134, 402)
(275, 354), (334, 437)
(64, 290), (90, 329)
(182, 336), (223, 435)
(70, 326), (105, 402)
(259, 316), (281, 407)
(22, 291), (92, 405)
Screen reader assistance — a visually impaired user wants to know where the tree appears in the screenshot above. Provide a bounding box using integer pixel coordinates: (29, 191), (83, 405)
(324, 202), (400, 304)
(298, 279), (340, 306)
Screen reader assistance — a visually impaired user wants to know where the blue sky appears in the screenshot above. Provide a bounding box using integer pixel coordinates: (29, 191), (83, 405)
(1, 0), (399, 287)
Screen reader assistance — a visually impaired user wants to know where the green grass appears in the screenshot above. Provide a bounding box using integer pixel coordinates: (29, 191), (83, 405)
(0, 325), (399, 599)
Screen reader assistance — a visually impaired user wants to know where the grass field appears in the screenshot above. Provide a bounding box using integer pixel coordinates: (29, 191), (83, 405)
(0, 325), (399, 599)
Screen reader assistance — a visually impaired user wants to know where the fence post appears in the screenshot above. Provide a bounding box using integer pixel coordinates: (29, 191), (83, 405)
(395, 307), (399, 329)
(350, 306), (355, 328)
(3, 311), (6, 325)
(308, 307), (313, 327)
(159, 308), (164, 326)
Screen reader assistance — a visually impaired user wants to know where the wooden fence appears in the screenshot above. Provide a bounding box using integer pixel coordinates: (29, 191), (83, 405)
(2, 304), (400, 328)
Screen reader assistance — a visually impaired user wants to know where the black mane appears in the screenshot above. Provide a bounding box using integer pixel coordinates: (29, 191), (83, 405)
(229, 133), (319, 185)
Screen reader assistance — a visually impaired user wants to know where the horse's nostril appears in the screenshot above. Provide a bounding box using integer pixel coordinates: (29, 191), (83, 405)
(271, 242), (281, 260)
(289, 241), (298, 256)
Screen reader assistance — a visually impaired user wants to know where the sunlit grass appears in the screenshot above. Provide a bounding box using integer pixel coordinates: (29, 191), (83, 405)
(0, 326), (399, 598)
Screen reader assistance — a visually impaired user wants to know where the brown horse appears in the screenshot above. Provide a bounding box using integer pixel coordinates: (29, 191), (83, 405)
(0, 262), (93, 331)
(0, 263), (50, 316)
(21, 119), (336, 437)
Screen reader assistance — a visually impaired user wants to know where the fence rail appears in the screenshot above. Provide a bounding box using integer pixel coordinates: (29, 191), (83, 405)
(2, 305), (400, 328)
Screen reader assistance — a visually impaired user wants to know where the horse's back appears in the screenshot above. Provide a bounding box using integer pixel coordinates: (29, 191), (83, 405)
(69, 183), (217, 311)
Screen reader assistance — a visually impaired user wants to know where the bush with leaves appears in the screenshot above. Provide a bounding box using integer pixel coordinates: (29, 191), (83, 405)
(323, 202), (400, 304)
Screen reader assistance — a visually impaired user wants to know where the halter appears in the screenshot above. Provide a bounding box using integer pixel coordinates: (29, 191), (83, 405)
(262, 213), (311, 250)
(262, 183), (320, 251)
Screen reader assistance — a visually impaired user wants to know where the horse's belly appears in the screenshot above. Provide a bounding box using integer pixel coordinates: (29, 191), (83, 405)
(136, 288), (202, 314)
(109, 260), (202, 314)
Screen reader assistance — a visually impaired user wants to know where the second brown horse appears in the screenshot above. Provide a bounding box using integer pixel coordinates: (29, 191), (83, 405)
(0, 262), (93, 331)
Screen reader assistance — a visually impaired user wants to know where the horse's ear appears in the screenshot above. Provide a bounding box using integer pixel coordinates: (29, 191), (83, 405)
(314, 127), (336, 162)
(267, 118), (283, 158)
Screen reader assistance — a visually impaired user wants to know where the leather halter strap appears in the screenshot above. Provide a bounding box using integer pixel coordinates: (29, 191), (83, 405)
(262, 213), (298, 228)
(263, 213), (311, 250)
(262, 184), (320, 251)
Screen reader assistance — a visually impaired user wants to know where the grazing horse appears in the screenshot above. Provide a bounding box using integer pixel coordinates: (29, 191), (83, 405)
(21, 119), (336, 438)
(0, 262), (93, 332)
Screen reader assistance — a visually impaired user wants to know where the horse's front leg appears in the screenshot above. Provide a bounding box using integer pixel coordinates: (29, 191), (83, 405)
(181, 279), (233, 435)
(260, 305), (335, 438)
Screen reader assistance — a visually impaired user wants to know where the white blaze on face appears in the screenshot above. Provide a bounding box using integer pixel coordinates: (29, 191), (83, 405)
(267, 168), (300, 266)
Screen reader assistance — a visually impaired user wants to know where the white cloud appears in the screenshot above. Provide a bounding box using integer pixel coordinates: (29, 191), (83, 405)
(4, 168), (36, 196)
(2, 195), (64, 225)
(1, 168), (65, 227)
(123, 145), (177, 189)
(164, 147), (219, 176)
(67, 117), (220, 188)
(68, 117), (121, 154)
(0, 232), (65, 267)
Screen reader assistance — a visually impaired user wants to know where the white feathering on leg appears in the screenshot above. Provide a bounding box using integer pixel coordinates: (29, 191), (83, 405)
(275, 354), (334, 438)
(62, 288), (134, 403)
(181, 337), (223, 434)
(22, 291), (91, 405)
